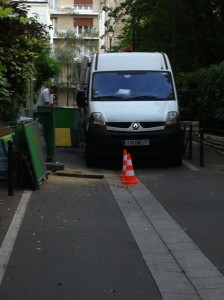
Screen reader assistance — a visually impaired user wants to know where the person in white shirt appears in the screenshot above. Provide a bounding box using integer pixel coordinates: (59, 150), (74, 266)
(34, 85), (57, 112)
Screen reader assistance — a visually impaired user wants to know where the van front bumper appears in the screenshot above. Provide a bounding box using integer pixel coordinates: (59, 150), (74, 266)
(86, 128), (184, 158)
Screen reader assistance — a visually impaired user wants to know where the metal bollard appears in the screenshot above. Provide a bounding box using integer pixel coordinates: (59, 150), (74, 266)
(8, 140), (14, 196)
(199, 127), (204, 167)
(188, 125), (192, 160)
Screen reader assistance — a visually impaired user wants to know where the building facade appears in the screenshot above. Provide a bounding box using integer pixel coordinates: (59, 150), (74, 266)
(50, 0), (99, 47)
(100, 0), (125, 52)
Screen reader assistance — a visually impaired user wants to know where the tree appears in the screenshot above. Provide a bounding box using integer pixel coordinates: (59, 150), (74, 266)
(0, 0), (59, 122)
(111, 0), (224, 72)
(34, 53), (60, 92)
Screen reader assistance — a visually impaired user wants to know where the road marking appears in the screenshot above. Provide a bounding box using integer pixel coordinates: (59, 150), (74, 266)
(0, 190), (32, 285)
(183, 159), (199, 171)
(106, 173), (224, 300)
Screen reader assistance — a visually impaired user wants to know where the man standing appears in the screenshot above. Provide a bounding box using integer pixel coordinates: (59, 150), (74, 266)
(34, 85), (57, 113)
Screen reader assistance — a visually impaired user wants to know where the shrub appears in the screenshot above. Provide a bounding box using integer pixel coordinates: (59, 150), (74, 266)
(176, 63), (224, 129)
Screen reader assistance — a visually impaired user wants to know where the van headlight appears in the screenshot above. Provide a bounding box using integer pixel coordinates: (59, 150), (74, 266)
(89, 112), (106, 131)
(165, 111), (180, 129)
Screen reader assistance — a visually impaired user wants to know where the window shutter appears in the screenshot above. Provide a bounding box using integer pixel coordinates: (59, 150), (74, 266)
(74, 0), (93, 4)
(74, 18), (93, 26)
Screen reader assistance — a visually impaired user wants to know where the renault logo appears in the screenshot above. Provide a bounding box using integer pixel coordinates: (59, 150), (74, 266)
(132, 122), (139, 130)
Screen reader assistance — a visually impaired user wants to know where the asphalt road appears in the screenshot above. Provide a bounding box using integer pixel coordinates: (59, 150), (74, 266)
(0, 144), (224, 299)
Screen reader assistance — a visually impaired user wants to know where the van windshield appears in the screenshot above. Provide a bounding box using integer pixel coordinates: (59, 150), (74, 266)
(92, 71), (175, 101)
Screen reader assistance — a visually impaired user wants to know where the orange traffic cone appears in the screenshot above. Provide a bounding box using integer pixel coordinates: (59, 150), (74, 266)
(120, 149), (128, 179)
(123, 153), (138, 185)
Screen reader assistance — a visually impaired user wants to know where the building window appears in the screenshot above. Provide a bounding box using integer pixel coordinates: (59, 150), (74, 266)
(76, 26), (92, 36)
(74, 5), (92, 11)
(74, 0), (93, 11)
(50, 0), (58, 10)
(74, 18), (93, 35)
(78, 26), (83, 35)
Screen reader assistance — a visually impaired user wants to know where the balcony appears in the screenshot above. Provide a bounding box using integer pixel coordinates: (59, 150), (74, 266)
(53, 29), (99, 40)
(51, 6), (98, 16)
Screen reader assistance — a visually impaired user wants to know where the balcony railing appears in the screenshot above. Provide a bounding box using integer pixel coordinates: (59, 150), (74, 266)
(53, 29), (99, 39)
(74, 5), (93, 12)
(51, 5), (94, 14)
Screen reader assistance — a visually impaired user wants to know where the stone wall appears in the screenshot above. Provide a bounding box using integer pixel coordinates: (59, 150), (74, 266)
(204, 134), (224, 155)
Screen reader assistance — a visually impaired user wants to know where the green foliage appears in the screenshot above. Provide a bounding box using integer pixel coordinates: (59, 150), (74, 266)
(0, 0), (59, 123)
(0, 65), (10, 98)
(53, 30), (98, 88)
(112, 0), (224, 72)
(0, 6), (13, 18)
(176, 63), (224, 128)
(34, 54), (60, 91)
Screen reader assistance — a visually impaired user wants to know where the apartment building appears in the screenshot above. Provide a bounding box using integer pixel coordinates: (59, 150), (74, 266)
(16, 0), (124, 52)
(50, 0), (124, 53)
(50, 0), (99, 41)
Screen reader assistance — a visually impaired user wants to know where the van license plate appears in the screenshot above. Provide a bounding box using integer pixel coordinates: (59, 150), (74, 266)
(123, 139), (150, 146)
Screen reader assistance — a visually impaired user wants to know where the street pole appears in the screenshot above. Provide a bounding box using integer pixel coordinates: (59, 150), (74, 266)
(109, 37), (112, 52)
(108, 26), (114, 52)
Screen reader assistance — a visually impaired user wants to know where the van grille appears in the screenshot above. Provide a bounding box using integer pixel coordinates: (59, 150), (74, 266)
(106, 122), (164, 129)
(140, 122), (164, 128)
(106, 122), (131, 128)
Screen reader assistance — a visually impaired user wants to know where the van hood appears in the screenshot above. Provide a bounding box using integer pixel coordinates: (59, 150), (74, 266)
(90, 100), (178, 123)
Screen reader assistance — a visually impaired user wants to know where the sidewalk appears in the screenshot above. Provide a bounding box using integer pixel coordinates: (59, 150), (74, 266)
(0, 145), (224, 299)
(0, 147), (163, 300)
(0, 180), (24, 248)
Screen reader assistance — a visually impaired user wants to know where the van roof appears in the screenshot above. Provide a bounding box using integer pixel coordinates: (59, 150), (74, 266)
(92, 52), (171, 71)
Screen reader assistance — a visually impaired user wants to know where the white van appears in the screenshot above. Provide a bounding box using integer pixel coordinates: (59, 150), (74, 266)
(76, 52), (183, 166)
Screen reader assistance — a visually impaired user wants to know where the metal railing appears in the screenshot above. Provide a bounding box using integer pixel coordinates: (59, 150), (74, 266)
(181, 121), (204, 167)
(181, 121), (224, 167)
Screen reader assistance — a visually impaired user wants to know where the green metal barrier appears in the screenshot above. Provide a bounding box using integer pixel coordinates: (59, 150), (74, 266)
(54, 107), (79, 147)
(16, 121), (47, 189)
(37, 106), (55, 162)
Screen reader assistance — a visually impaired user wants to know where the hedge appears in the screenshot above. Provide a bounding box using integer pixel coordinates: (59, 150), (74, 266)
(176, 63), (224, 129)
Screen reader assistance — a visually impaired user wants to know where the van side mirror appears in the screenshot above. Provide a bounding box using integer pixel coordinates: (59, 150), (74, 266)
(76, 89), (87, 107)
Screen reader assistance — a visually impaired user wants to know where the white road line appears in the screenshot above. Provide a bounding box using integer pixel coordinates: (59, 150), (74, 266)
(106, 173), (224, 300)
(0, 190), (32, 285)
(183, 160), (199, 171)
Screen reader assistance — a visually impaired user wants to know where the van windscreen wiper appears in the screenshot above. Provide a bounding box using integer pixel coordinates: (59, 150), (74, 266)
(127, 95), (162, 100)
(93, 95), (128, 101)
